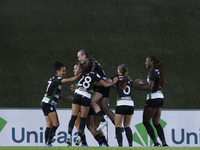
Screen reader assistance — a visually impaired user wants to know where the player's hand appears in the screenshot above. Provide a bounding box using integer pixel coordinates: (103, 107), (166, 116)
(105, 78), (112, 83)
(135, 79), (144, 84)
(70, 84), (77, 91)
(66, 96), (73, 101)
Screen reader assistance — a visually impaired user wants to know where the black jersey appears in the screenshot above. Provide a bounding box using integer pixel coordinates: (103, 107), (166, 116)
(148, 69), (161, 92)
(115, 75), (134, 106)
(93, 61), (107, 80)
(75, 71), (102, 99)
(147, 69), (164, 100)
(42, 76), (63, 106)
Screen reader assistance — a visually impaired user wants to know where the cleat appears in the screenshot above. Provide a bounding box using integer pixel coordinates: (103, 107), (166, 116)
(99, 142), (106, 147)
(66, 134), (72, 145)
(81, 143), (88, 146)
(96, 121), (108, 131)
(45, 143), (52, 146)
(163, 143), (169, 147)
(75, 136), (81, 146)
(153, 142), (161, 147)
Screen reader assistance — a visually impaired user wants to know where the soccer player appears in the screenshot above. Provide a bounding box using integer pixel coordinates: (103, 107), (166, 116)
(77, 49), (115, 131)
(134, 56), (168, 147)
(41, 61), (79, 146)
(70, 63), (109, 146)
(111, 64), (134, 147)
(86, 107), (109, 146)
(66, 58), (117, 146)
(68, 64), (89, 146)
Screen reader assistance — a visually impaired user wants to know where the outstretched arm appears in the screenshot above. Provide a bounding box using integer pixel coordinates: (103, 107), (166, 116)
(95, 78), (113, 86)
(61, 75), (79, 83)
(134, 80), (154, 90)
(135, 79), (148, 85)
(99, 77), (118, 87)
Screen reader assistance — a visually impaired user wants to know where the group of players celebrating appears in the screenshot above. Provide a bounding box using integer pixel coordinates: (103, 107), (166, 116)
(41, 49), (168, 147)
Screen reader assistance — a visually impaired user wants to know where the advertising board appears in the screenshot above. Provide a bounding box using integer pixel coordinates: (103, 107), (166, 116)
(0, 109), (199, 147)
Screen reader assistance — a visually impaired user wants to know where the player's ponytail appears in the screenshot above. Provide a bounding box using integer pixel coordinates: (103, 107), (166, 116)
(118, 64), (129, 90)
(148, 56), (164, 90)
(80, 58), (95, 78)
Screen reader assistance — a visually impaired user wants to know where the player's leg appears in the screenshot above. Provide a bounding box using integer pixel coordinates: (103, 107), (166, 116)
(68, 93), (81, 135)
(153, 107), (168, 146)
(75, 105), (90, 146)
(42, 102), (57, 146)
(115, 113), (124, 146)
(68, 104), (80, 134)
(143, 107), (160, 146)
(74, 111), (81, 132)
(91, 92), (108, 131)
(74, 111), (88, 146)
(91, 92), (103, 113)
(44, 116), (52, 143)
(124, 114), (133, 146)
(99, 97), (115, 125)
(86, 114), (101, 145)
(67, 103), (80, 145)
(86, 114), (96, 136)
(46, 111), (59, 145)
(79, 105), (90, 134)
(94, 114), (108, 146)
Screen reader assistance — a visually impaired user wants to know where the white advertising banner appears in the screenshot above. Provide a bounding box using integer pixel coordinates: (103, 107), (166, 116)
(0, 109), (200, 147)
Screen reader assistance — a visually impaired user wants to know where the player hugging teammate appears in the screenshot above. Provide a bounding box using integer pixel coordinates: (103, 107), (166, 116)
(41, 51), (168, 147)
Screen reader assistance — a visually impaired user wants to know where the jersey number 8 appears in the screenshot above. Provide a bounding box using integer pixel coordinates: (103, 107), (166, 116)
(78, 76), (92, 89)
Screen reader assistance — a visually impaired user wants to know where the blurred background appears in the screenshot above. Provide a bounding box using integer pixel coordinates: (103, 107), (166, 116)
(0, 0), (199, 109)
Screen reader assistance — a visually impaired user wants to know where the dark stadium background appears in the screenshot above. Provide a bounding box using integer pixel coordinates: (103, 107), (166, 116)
(1, 0), (199, 109)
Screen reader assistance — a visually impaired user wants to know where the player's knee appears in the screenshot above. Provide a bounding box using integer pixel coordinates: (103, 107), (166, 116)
(153, 120), (160, 125)
(143, 121), (150, 128)
(54, 122), (60, 127)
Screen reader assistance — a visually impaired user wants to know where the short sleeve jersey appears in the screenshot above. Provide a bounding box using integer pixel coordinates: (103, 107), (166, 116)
(147, 69), (160, 92)
(42, 76), (63, 106)
(76, 71), (102, 98)
(146, 69), (164, 100)
(115, 75), (134, 106)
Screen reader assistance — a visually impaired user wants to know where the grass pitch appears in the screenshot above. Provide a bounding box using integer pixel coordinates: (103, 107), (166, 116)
(1, 147), (200, 150)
